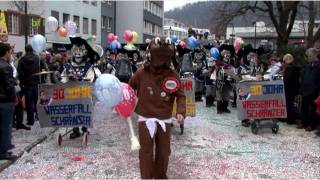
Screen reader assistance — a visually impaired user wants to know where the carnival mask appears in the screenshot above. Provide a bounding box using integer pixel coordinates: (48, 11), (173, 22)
(72, 44), (87, 64)
(222, 50), (231, 63)
(149, 37), (175, 67)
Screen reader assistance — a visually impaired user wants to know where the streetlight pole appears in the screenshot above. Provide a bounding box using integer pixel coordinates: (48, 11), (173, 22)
(254, 22), (257, 48)
(24, 1), (28, 45)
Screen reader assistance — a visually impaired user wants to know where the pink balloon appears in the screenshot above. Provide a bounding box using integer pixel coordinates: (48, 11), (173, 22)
(115, 83), (136, 118)
(107, 33), (115, 42)
(114, 35), (118, 40)
(179, 41), (186, 49)
(123, 30), (133, 42)
(234, 37), (243, 52)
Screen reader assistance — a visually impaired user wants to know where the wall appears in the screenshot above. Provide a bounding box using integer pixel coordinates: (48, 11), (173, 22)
(116, 1), (144, 44)
(101, 0), (115, 49)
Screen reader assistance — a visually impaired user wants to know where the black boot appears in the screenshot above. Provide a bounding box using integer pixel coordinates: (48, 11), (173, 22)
(223, 101), (231, 113)
(70, 127), (81, 139)
(81, 126), (89, 135)
(205, 96), (213, 107)
(217, 101), (223, 114)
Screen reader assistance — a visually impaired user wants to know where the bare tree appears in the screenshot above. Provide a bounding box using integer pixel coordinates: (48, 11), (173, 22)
(213, 1), (300, 50)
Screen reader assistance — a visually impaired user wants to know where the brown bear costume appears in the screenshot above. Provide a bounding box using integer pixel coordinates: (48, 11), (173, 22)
(129, 37), (186, 179)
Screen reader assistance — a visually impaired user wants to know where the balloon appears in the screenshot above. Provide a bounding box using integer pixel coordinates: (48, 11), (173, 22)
(171, 35), (178, 43)
(111, 40), (119, 52)
(31, 34), (46, 54)
(145, 38), (151, 44)
(107, 33), (115, 42)
(131, 31), (138, 43)
(179, 40), (186, 49)
(115, 83), (137, 118)
(234, 37), (244, 52)
(116, 41), (121, 49)
(114, 35), (118, 41)
(93, 74), (122, 107)
(210, 47), (220, 60)
(58, 26), (67, 38)
(45, 16), (58, 32)
(64, 20), (77, 35)
(188, 36), (198, 49)
(123, 30), (133, 42)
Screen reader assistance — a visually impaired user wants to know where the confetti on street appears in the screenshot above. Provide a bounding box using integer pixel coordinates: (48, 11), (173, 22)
(0, 102), (319, 179)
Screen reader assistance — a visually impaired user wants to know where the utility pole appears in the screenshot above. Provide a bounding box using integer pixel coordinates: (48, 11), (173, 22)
(24, 1), (28, 45)
(253, 22), (257, 48)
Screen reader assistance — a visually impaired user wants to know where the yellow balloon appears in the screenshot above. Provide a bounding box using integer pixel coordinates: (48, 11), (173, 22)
(132, 31), (139, 43)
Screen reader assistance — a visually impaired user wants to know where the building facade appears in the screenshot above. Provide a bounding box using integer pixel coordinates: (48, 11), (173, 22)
(116, 0), (163, 44)
(101, 0), (116, 49)
(163, 18), (188, 40)
(44, 0), (102, 49)
(0, 1), (46, 52)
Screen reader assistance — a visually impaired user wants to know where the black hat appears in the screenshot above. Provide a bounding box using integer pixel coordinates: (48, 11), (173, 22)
(219, 44), (235, 57)
(67, 36), (100, 62)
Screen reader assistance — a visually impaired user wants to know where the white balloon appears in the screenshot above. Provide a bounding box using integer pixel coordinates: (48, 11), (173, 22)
(31, 34), (46, 54)
(145, 38), (151, 44)
(64, 20), (77, 35)
(45, 16), (58, 32)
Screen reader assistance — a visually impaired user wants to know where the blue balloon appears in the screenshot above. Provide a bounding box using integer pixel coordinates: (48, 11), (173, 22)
(171, 35), (178, 43)
(111, 40), (118, 52)
(188, 36), (198, 49)
(93, 74), (122, 107)
(210, 47), (220, 60)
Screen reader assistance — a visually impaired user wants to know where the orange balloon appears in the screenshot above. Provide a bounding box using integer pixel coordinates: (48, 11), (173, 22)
(58, 27), (67, 37)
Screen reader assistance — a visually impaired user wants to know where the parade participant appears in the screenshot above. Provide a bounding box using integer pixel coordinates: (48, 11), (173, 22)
(193, 48), (206, 102)
(203, 47), (219, 107)
(114, 48), (139, 83)
(61, 36), (101, 139)
(129, 37), (186, 179)
(216, 44), (236, 114)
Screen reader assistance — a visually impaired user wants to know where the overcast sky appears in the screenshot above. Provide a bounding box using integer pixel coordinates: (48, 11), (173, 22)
(164, 0), (201, 12)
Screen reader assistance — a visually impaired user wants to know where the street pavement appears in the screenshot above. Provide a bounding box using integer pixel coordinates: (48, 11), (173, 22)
(0, 102), (319, 179)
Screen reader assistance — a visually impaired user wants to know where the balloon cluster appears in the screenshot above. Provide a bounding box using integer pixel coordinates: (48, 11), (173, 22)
(171, 35), (178, 44)
(107, 33), (121, 53)
(123, 30), (138, 50)
(45, 16), (78, 38)
(93, 74), (136, 118)
(93, 74), (140, 150)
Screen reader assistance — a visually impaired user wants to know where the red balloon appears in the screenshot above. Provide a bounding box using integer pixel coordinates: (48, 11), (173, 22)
(114, 35), (118, 40)
(115, 83), (136, 118)
(58, 27), (67, 38)
(123, 30), (133, 42)
(107, 33), (115, 42)
(179, 41), (186, 49)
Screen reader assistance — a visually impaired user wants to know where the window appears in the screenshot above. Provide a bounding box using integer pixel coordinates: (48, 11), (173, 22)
(107, 17), (112, 31)
(91, 19), (96, 35)
(106, 0), (112, 6)
(73, 15), (80, 33)
(101, 16), (106, 29)
(144, 1), (148, 9)
(63, 13), (70, 24)
(7, 12), (20, 35)
(152, 24), (155, 34)
(83, 17), (88, 34)
(83, 0), (89, 4)
(91, 1), (97, 6)
(51, 10), (59, 21)
(29, 16), (41, 35)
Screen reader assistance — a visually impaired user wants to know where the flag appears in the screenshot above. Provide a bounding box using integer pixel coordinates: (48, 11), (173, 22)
(0, 10), (8, 35)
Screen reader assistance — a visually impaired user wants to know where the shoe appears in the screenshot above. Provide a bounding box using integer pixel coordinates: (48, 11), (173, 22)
(26, 121), (34, 126)
(305, 126), (316, 132)
(241, 120), (250, 127)
(16, 124), (31, 130)
(8, 144), (15, 150)
(296, 124), (305, 129)
(0, 152), (18, 160)
(224, 109), (231, 113)
(70, 128), (81, 139)
(35, 115), (39, 121)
